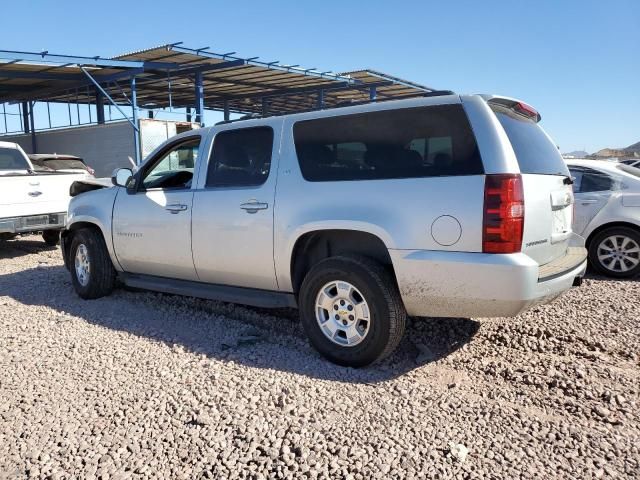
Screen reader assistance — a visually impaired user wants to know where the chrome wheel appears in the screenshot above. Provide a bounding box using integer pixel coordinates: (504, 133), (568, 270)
(315, 280), (371, 347)
(74, 243), (91, 287)
(597, 235), (640, 273)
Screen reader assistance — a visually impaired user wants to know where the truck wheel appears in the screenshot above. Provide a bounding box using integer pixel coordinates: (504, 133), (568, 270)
(42, 230), (60, 246)
(299, 255), (406, 367)
(69, 228), (116, 299)
(589, 226), (640, 278)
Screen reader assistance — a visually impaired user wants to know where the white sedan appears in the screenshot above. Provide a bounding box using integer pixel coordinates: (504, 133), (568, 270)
(566, 159), (640, 277)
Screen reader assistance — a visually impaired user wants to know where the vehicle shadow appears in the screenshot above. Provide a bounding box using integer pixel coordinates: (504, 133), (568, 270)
(1, 265), (480, 383)
(0, 237), (58, 260)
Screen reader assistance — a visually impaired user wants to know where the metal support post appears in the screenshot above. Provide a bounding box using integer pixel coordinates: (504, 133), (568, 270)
(369, 86), (377, 102)
(95, 89), (105, 124)
(316, 89), (324, 109)
(262, 97), (268, 117)
(194, 71), (204, 126)
(131, 76), (141, 166)
(186, 107), (192, 122)
(21, 102), (29, 133)
(148, 110), (154, 119)
(223, 100), (230, 122)
(29, 102), (37, 153)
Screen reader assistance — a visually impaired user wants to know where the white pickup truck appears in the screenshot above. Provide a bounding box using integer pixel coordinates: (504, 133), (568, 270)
(0, 141), (88, 245)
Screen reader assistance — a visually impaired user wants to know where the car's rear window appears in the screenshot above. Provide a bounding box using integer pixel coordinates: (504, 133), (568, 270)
(490, 104), (569, 176)
(42, 159), (87, 171)
(617, 164), (640, 178)
(293, 105), (483, 182)
(0, 147), (30, 170)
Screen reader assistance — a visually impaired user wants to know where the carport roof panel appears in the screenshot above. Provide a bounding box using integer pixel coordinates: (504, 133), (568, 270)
(0, 45), (435, 115)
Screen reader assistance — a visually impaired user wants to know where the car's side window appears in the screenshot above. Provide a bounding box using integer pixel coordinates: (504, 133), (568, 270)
(141, 137), (201, 190)
(579, 168), (615, 193)
(206, 127), (274, 188)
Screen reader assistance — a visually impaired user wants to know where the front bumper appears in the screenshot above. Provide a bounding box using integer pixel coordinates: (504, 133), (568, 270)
(390, 247), (587, 318)
(0, 213), (66, 234)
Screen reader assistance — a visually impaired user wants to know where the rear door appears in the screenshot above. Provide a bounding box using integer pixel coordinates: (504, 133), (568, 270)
(191, 122), (281, 291)
(569, 166), (615, 235)
(489, 100), (574, 265)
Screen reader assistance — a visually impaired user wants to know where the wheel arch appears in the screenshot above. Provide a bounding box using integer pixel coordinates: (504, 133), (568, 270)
(62, 219), (117, 271)
(585, 220), (640, 248)
(288, 228), (395, 294)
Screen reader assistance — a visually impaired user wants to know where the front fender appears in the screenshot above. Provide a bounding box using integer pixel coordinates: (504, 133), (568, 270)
(65, 186), (122, 271)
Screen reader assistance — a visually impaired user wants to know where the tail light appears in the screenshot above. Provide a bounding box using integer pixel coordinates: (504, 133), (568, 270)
(483, 174), (524, 253)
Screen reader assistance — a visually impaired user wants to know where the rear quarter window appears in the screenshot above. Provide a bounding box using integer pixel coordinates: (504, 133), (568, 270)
(490, 104), (569, 176)
(293, 105), (483, 182)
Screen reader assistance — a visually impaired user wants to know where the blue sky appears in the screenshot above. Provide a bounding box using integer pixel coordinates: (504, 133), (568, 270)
(2, 0), (638, 153)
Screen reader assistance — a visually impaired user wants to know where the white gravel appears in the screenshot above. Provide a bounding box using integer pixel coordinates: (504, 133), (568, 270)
(1, 236), (638, 479)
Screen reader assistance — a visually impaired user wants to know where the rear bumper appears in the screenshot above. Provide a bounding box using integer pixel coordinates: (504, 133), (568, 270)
(0, 213), (66, 234)
(390, 247), (587, 318)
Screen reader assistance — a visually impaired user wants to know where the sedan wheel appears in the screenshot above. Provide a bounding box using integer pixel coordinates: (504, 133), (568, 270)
(589, 227), (640, 278)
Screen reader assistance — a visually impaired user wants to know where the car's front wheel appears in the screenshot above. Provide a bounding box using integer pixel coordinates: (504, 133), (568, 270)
(299, 256), (406, 367)
(589, 226), (640, 278)
(69, 228), (116, 299)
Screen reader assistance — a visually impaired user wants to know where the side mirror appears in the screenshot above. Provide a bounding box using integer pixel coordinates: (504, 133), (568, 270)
(112, 168), (133, 188)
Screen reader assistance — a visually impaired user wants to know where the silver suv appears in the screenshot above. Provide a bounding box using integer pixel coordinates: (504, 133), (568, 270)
(62, 94), (587, 367)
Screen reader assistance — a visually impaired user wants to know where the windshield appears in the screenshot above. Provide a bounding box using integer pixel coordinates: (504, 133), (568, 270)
(0, 147), (30, 170)
(490, 104), (569, 176)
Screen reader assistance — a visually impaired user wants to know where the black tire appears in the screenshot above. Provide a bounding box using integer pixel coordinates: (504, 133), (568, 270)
(588, 226), (640, 278)
(69, 228), (116, 299)
(299, 255), (406, 367)
(42, 229), (61, 246)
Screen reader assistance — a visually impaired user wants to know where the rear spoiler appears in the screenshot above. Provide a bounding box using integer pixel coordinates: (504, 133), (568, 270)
(481, 95), (542, 122)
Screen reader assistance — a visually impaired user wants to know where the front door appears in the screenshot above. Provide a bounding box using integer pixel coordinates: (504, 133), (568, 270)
(112, 135), (202, 280)
(191, 123), (281, 291)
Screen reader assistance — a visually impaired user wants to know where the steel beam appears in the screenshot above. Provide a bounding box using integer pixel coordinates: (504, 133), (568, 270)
(0, 49), (177, 70)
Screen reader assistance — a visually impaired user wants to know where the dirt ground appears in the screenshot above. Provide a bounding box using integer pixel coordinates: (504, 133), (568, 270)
(0, 236), (638, 479)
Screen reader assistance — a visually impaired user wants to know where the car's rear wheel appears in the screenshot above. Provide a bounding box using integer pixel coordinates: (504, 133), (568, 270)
(69, 228), (116, 299)
(42, 229), (60, 246)
(589, 226), (640, 278)
(299, 255), (406, 367)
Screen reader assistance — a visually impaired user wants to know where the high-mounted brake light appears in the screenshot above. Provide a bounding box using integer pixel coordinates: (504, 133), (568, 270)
(483, 174), (524, 254)
(514, 102), (539, 119)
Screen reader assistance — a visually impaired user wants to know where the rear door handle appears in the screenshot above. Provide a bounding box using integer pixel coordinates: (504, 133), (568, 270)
(240, 201), (268, 213)
(28, 191), (42, 197)
(165, 203), (188, 214)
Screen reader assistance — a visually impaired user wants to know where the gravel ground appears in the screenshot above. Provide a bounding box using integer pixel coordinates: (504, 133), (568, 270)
(0, 236), (638, 479)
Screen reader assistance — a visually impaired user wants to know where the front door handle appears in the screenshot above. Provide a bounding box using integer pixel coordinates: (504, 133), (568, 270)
(580, 199), (599, 205)
(165, 203), (188, 214)
(28, 191), (42, 197)
(240, 201), (269, 214)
